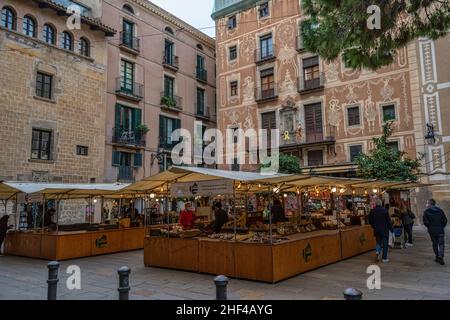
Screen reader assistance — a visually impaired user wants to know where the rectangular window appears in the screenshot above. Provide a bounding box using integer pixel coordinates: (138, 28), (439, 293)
(164, 76), (174, 98)
(159, 115), (181, 148)
(31, 129), (51, 160)
(197, 88), (205, 115)
(304, 103), (323, 143)
(260, 34), (273, 59)
(387, 141), (399, 152)
(259, 3), (269, 18)
(307, 150), (323, 167)
(261, 111), (276, 148)
(229, 45), (237, 61)
(260, 68), (275, 98)
(114, 104), (142, 144)
(303, 56), (320, 80)
(230, 81), (238, 97)
(122, 20), (134, 48)
(349, 145), (363, 162)
(36, 72), (52, 99)
(382, 104), (396, 122)
(76, 145), (88, 156)
(164, 39), (174, 65)
(228, 16), (237, 29)
(347, 106), (361, 126)
(120, 59), (134, 93)
(232, 158), (240, 171)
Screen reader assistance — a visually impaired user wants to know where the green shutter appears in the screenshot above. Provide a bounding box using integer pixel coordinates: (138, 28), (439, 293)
(115, 104), (122, 129)
(134, 152), (142, 167)
(112, 151), (120, 166)
(132, 108), (141, 129)
(159, 115), (166, 146)
(175, 118), (181, 130)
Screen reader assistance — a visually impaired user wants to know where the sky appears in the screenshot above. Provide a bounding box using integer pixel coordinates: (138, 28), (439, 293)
(149, 0), (216, 38)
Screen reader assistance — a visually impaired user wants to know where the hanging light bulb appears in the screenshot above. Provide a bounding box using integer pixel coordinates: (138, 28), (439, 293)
(373, 188), (378, 194)
(364, 189), (368, 195)
(258, 184), (261, 188)
(283, 193), (288, 198)
(296, 188), (300, 195)
(237, 182), (242, 189)
(93, 198), (98, 203)
(150, 193), (155, 199)
(352, 189), (356, 195)
(160, 186), (164, 193)
(331, 187), (337, 193)
(339, 188), (346, 194)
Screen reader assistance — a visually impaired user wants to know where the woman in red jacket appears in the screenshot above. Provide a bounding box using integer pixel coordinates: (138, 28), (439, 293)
(179, 202), (196, 229)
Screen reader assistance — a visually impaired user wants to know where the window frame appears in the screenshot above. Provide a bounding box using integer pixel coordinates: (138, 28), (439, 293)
(346, 105), (361, 127)
(349, 144), (363, 163)
(259, 2), (270, 18)
(76, 145), (89, 156)
(61, 31), (74, 51)
(229, 45), (237, 61)
(22, 15), (37, 38)
(31, 129), (52, 161)
(227, 15), (237, 29)
(230, 81), (238, 97)
(42, 24), (56, 45)
(259, 34), (273, 59)
(382, 104), (397, 123)
(79, 37), (90, 57)
(164, 75), (175, 98)
(1, 6), (16, 30)
(35, 72), (53, 100)
(120, 59), (135, 93)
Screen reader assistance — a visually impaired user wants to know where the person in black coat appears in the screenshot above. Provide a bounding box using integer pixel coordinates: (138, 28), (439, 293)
(423, 199), (448, 265)
(369, 199), (393, 262)
(213, 202), (228, 234)
(0, 215), (11, 254)
(271, 199), (287, 224)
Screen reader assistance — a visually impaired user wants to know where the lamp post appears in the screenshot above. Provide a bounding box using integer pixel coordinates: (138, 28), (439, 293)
(425, 123), (436, 145)
(151, 145), (167, 172)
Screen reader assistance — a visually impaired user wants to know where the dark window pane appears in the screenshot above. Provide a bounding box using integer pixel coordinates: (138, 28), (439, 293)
(347, 106), (360, 126)
(349, 145), (363, 162)
(308, 150), (323, 166)
(23, 16), (36, 37)
(31, 129), (52, 160)
(62, 32), (73, 51)
(36, 72), (52, 99)
(43, 24), (55, 44)
(383, 105), (396, 122)
(229, 46), (237, 60)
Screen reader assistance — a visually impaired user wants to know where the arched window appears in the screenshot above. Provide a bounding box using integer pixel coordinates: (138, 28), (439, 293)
(197, 44), (204, 51)
(61, 31), (73, 51)
(1, 6), (16, 30)
(165, 27), (174, 35)
(79, 37), (90, 57)
(43, 24), (56, 45)
(122, 4), (134, 14)
(23, 15), (37, 37)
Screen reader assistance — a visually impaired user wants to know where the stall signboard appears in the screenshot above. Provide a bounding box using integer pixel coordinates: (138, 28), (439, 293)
(171, 180), (234, 198)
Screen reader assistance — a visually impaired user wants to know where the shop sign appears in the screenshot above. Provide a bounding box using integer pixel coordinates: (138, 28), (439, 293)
(359, 232), (367, 246)
(95, 235), (107, 248)
(302, 243), (312, 262)
(171, 180), (234, 197)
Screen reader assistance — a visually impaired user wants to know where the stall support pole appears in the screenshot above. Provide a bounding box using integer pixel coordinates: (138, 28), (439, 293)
(41, 195), (46, 234)
(56, 199), (60, 233)
(268, 186), (273, 245)
(15, 195), (18, 230)
(233, 184), (236, 242)
(101, 197), (104, 224)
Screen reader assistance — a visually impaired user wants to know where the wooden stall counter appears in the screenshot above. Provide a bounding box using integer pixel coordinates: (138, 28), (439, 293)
(5, 227), (145, 261)
(340, 225), (376, 259)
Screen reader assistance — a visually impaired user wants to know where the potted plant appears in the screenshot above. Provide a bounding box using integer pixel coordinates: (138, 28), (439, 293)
(161, 96), (177, 108)
(135, 124), (149, 135)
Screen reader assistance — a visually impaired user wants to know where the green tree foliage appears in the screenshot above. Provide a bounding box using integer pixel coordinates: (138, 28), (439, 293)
(301, 0), (450, 70)
(355, 122), (422, 181)
(261, 153), (302, 174)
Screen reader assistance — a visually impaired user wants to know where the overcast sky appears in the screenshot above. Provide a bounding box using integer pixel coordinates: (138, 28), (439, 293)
(149, 0), (216, 38)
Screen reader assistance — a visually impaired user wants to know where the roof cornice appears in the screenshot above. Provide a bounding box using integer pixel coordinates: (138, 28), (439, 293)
(211, 0), (257, 20)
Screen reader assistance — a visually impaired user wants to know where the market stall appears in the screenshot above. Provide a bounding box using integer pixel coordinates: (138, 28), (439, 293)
(123, 166), (414, 282)
(1, 182), (148, 260)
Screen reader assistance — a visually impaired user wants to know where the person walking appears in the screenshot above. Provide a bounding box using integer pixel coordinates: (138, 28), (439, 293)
(369, 199), (393, 263)
(400, 203), (415, 247)
(423, 199), (447, 265)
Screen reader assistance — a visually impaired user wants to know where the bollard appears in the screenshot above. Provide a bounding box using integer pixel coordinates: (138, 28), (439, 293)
(118, 266), (131, 300)
(214, 275), (228, 300)
(343, 288), (363, 300)
(47, 261), (60, 300)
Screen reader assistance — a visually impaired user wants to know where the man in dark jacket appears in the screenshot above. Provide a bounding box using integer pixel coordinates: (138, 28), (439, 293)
(271, 199), (287, 224)
(369, 200), (393, 263)
(0, 215), (11, 254)
(213, 202), (228, 234)
(423, 199), (448, 265)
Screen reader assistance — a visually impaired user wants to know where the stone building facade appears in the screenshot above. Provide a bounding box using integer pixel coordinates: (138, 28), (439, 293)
(212, 0), (421, 177)
(102, 0), (216, 183)
(0, 0), (115, 183)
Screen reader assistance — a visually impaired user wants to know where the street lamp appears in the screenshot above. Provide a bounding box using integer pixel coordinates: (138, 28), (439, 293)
(151, 145), (167, 171)
(425, 123), (436, 145)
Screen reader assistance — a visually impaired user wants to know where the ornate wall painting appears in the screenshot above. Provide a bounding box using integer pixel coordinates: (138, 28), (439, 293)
(239, 34), (256, 64)
(364, 97), (378, 133)
(220, 77), (227, 107)
(429, 145), (446, 173)
(380, 79), (395, 102)
(325, 60), (339, 83)
(328, 97), (343, 136)
(242, 76), (255, 104)
(397, 47), (408, 68)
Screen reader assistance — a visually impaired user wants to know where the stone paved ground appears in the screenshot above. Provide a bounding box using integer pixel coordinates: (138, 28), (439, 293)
(0, 227), (449, 300)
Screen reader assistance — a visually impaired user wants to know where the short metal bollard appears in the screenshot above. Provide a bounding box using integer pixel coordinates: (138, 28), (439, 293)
(118, 266), (131, 300)
(47, 261), (60, 300)
(214, 275), (228, 300)
(343, 288), (363, 300)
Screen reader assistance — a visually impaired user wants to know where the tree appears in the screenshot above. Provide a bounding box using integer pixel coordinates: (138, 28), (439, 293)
(301, 0), (450, 70)
(355, 122), (422, 181)
(261, 153), (302, 174)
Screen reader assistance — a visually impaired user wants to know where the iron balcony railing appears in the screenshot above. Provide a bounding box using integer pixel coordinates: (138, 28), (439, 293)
(160, 92), (182, 110)
(120, 32), (140, 52)
(255, 86), (278, 102)
(195, 106), (216, 120)
(196, 68), (208, 82)
(305, 125), (336, 144)
(116, 77), (144, 100)
(255, 44), (276, 64)
(163, 53), (179, 70)
(117, 166), (135, 182)
(298, 72), (325, 93)
(112, 127), (146, 147)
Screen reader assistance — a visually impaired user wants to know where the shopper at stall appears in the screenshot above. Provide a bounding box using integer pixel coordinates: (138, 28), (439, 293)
(213, 202), (228, 233)
(44, 208), (56, 228)
(0, 215), (11, 255)
(271, 199), (287, 224)
(179, 202), (196, 229)
(369, 199), (393, 263)
(423, 199), (447, 265)
(400, 203), (415, 247)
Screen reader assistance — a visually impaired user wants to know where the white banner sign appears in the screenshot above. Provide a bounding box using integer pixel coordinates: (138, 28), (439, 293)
(171, 180), (234, 197)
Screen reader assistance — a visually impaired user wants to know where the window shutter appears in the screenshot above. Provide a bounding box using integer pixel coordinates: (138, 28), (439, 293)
(303, 56), (319, 68)
(132, 108), (142, 129)
(159, 115), (166, 146)
(112, 151), (120, 167)
(134, 152), (142, 167)
(115, 104), (122, 129)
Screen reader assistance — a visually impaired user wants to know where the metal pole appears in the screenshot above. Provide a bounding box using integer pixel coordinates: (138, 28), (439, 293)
(47, 261), (60, 300)
(343, 288), (362, 300)
(233, 184), (236, 242)
(42, 196), (46, 233)
(214, 275), (228, 300)
(118, 266), (131, 300)
(269, 186), (273, 245)
(56, 199), (60, 233)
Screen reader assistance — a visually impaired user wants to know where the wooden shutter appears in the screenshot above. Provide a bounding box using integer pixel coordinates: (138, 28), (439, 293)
(159, 115), (166, 146)
(307, 150), (323, 166)
(261, 111), (276, 130)
(134, 152), (142, 167)
(115, 104), (122, 129)
(132, 108), (141, 129)
(305, 103), (323, 142)
(112, 151), (120, 167)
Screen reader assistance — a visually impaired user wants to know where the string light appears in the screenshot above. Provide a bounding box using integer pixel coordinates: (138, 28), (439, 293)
(237, 182), (242, 189)
(373, 188), (379, 194)
(331, 187), (337, 193)
(150, 193), (155, 199)
(339, 188), (346, 194)
(283, 193), (288, 198)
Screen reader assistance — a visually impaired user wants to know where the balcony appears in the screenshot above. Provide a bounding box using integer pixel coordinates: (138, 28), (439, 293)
(117, 166), (135, 182)
(298, 72), (325, 94)
(196, 68), (208, 83)
(115, 78), (143, 101)
(163, 54), (179, 72)
(195, 106), (216, 121)
(280, 125), (337, 153)
(112, 127), (146, 148)
(119, 32), (140, 54)
(160, 92), (182, 111)
(255, 86), (278, 103)
(255, 45), (276, 65)
(305, 125), (336, 144)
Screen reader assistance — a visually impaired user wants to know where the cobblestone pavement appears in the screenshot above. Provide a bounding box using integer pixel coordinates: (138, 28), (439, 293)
(0, 227), (449, 300)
